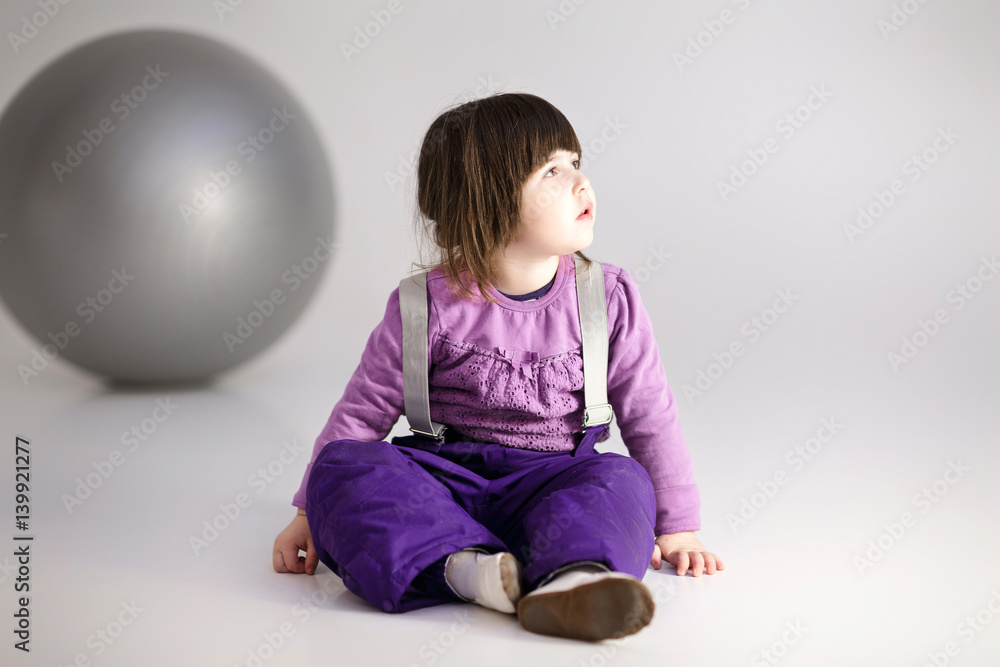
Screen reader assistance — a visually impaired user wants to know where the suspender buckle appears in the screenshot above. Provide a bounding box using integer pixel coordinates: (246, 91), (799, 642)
(409, 425), (447, 440)
(582, 403), (613, 431)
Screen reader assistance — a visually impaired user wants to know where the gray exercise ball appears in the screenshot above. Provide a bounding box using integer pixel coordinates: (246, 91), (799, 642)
(0, 30), (335, 385)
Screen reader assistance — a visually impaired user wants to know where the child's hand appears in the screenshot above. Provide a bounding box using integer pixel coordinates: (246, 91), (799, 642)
(650, 531), (725, 577)
(273, 509), (319, 575)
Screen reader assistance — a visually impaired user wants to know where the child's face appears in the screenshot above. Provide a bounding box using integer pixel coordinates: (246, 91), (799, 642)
(511, 149), (596, 260)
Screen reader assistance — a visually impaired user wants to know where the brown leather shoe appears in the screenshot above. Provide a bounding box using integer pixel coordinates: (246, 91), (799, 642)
(517, 570), (655, 641)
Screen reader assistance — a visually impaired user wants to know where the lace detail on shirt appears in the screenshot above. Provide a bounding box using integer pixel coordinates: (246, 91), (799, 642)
(429, 335), (609, 451)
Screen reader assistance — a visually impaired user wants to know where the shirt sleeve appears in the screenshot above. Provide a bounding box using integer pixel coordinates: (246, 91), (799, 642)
(291, 286), (406, 509)
(605, 267), (701, 535)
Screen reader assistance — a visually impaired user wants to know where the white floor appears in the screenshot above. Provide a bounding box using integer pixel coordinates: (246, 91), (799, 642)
(2, 354), (999, 667)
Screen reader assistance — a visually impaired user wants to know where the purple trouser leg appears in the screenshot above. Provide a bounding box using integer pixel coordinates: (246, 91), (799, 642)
(487, 437), (658, 590)
(305, 437), (508, 612)
(305, 425), (657, 613)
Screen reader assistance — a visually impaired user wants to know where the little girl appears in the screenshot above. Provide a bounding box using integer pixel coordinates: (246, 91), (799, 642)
(273, 92), (724, 642)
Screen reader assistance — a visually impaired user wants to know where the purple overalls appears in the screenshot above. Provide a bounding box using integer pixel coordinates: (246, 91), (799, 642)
(304, 257), (658, 612)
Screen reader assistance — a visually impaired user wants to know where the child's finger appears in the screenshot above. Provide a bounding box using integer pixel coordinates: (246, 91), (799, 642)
(704, 553), (717, 574)
(305, 541), (319, 575)
(650, 544), (662, 569)
(274, 545), (300, 573)
(286, 547), (305, 573)
(273, 548), (287, 573)
(705, 552), (726, 574)
(675, 550), (690, 576)
(690, 551), (706, 576)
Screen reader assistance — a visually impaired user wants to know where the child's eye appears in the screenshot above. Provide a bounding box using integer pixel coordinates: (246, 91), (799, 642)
(544, 160), (580, 178)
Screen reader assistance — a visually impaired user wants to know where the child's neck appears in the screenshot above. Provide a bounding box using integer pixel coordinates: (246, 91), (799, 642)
(493, 254), (561, 296)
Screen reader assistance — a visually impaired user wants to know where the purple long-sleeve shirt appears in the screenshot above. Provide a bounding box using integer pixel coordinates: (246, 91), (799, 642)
(292, 253), (701, 536)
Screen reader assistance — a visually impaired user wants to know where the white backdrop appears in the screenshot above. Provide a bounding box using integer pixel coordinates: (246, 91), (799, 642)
(0, 1), (998, 665)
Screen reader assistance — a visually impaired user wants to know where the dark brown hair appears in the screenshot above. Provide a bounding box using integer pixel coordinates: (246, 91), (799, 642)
(410, 92), (593, 303)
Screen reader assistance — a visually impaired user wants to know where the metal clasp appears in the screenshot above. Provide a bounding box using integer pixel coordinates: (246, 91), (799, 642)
(409, 425), (447, 440)
(581, 403), (613, 432)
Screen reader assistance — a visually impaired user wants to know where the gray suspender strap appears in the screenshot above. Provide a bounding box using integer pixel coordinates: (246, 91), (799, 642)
(399, 270), (447, 438)
(574, 254), (614, 432)
(398, 256), (612, 439)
